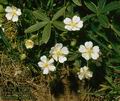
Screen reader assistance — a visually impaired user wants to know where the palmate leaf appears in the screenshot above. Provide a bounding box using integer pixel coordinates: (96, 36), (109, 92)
(42, 23), (51, 44)
(84, 1), (97, 13)
(25, 21), (48, 33)
(72, 0), (82, 6)
(33, 10), (50, 21)
(52, 7), (66, 21)
(53, 21), (66, 31)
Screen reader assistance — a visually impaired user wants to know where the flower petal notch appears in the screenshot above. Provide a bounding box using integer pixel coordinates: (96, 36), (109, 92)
(5, 6), (22, 22)
(77, 66), (93, 80)
(78, 41), (100, 61)
(63, 15), (83, 31)
(50, 43), (69, 63)
(38, 55), (56, 74)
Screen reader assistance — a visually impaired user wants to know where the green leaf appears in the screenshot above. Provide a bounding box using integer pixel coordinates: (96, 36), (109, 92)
(53, 21), (66, 31)
(98, 0), (106, 9)
(82, 14), (95, 22)
(33, 10), (50, 21)
(25, 22), (48, 33)
(0, 0), (8, 5)
(88, 33), (109, 51)
(52, 7), (66, 21)
(0, 29), (11, 49)
(110, 24), (120, 37)
(0, 5), (4, 12)
(84, 1), (97, 13)
(102, 1), (120, 13)
(72, 0), (82, 6)
(98, 0), (106, 13)
(98, 15), (109, 28)
(42, 23), (51, 43)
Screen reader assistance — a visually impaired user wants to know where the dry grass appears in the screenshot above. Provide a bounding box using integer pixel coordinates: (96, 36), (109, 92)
(0, 52), (104, 101)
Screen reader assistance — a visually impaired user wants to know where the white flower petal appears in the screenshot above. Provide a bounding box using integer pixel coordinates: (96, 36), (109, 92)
(77, 21), (83, 28)
(79, 45), (86, 53)
(83, 66), (89, 71)
(82, 53), (90, 60)
(72, 16), (80, 23)
(49, 66), (56, 71)
(38, 62), (44, 68)
(43, 68), (49, 74)
(5, 13), (13, 20)
(12, 15), (18, 22)
(93, 46), (100, 53)
(72, 27), (80, 31)
(48, 58), (54, 64)
(78, 74), (84, 80)
(5, 6), (12, 12)
(91, 53), (99, 60)
(65, 25), (72, 31)
(63, 18), (71, 24)
(61, 47), (69, 55)
(85, 41), (93, 49)
(16, 9), (22, 15)
(55, 43), (63, 49)
(40, 56), (47, 62)
(59, 56), (67, 63)
(52, 55), (58, 61)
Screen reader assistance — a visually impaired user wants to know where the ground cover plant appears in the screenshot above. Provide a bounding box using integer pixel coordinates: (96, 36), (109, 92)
(0, 0), (120, 101)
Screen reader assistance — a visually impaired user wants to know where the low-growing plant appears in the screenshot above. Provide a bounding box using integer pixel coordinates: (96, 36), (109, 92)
(0, 0), (120, 100)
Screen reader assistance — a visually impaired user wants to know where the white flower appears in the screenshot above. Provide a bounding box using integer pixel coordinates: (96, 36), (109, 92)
(77, 66), (93, 80)
(38, 55), (56, 74)
(5, 6), (22, 22)
(63, 15), (83, 31)
(50, 43), (69, 63)
(78, 41), (100, 60)
(25, 39), (34, 49)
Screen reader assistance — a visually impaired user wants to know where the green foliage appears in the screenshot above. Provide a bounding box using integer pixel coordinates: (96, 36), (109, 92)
(1, 0), (120, 99)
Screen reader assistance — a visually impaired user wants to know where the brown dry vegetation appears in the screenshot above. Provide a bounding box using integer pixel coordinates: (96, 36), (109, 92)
(0, 52), (104, 101)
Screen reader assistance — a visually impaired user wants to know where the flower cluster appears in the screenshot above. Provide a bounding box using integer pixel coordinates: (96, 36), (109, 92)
(77, 41), (100, 80)
(38, 43), (69, 74)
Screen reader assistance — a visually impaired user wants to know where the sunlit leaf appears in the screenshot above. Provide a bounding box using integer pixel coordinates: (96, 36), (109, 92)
(53, 21), (66, 31)
(72, 0), (82, 6)
(25, 22), (48, 33)
(52, 7), (66, 21)
(42, 23), (51, 43)
(33, 10), (50, 21)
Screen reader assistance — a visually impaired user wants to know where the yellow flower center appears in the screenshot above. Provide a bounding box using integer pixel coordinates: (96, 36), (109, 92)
(43, 63), (49, 68)
(56, 50), (63, 56)
(86, 48), (93, 56)
(12, 7), (17, 16)
(69, 22), (77, 27)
